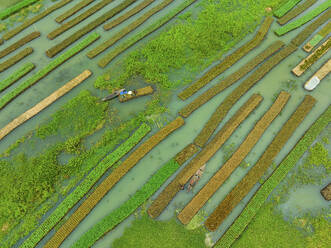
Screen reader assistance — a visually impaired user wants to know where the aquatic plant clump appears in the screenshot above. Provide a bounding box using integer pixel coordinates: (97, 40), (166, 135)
(0, 47), (33, 73)
(275, 1), (331, 36)
(55, 0), (95, 23)
(204, 95), (316, 231)
(20, 123), (151, 248)
(177, 91), (290, 225)
(88, 0), (174, 58)
(49, 0), (115, 39)
(0, 31), (40, 59)
(0, 33), (99, 110)
(273, 0), (303, 18)
(0, 62), (35, 93)
(103, 0), (155, 30)
(46, 0), (135, 58)
(215, 106), (331, 248)
(2, 0), (74, 41)
(0, 0), (40, 20)
(178, 16), (274, 101)
(147, 94), (262, 219)
(277, 0), (317, 25)
(179, 40), (285, 117)
(43, 117), (184, 248)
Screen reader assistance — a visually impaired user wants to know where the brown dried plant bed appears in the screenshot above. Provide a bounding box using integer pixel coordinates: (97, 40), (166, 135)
(303, 21), (331, 52)
(44, 116), (184, 248)
(179, 40), (285, 118)
(204, 95), (316, 231)
(87, 0), (174, 58)
(103, 0), (155, 30)
(174, 143), (199, 165)
(277, 0), (318, 25)
(0, 70), (92, 141)
(147, 94), (262, 219)
(119, 86), (154, 102)
(0, 31), (40, 59)
(177, 16), (273, 101)
(49, 0), (115, 39)
(55, 0), (95, 23)
(2, 0), (74, 41)
(177, 91), (290, 225)
(194, 43), (297, 147)
(320, 183), (331, 201)
(46, 0), (136, 58)
(0, 47), (33, 73)
(292, 37), (331, 76)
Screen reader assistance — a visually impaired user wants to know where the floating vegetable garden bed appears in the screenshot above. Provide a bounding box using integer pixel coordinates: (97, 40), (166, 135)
(177, 91), (290, 225)
(273, 0), (304, 18)
(178, 16), (274, 101)
(277, 0), (317, 25)
(0, 47), (33, 73)
(0, 0), (40, 20)
(0, 33), (99, 110)
(204, 95), (316, 231)
(55, 0), (95, 23)
(303, 21), (331, 52)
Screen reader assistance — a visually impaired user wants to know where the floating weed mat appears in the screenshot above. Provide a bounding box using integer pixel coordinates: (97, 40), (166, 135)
(103, 0), (155, 30)
(87, 0), (174, 58)
(290, 8), (331, 47)
(98, 0), (199, 68)
(0, 33), (99, 111)
(0, 31), (40, 59)
(275, 1), (331, 36)
(0, 70), (92, 141)
(177, 91), (290, 225)
(147, 95), (262, 219)
(193, 43), (297, 147)
(303, 21), (331, 52)
(0, 0), (40, 20)
(277, 0), (318, 25)
(178, 16), (273, 101)
(273, 0), (304, 18)
(0, 47), (33, 73)
(20, 123), (151, 248)
(55, 0), (95, 23)
(49, 0), (115, 39)
(43, 117), (184, 248)
(293, 37), (331, 76)
(204, 95), (316, 232)
(119, 85), (154, 102)
(214, 106), (331, 248)
(2, 0), (74, 41)
(179, 41), (285, 118)
(46, 0), (135, 58)
(0, 62), (35, 93)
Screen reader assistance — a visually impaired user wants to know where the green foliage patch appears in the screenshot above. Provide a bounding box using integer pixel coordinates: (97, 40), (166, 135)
(277, 0), (317, 25)
(274, 0), (303, 18)
(0, 0), (40, 20)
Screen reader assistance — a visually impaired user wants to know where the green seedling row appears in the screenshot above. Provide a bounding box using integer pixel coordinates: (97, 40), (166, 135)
(215, 105), (331, 248)
(278, 0), (317, 25)
(304, 21), (331, 51)
(55, 0), (95, 23)
(0, 47), (33, 73)
(273, 0), (303, 18)
(0, 0), (39, 20)
(0, 33), (100, 110)
(20, 123), (151, 248)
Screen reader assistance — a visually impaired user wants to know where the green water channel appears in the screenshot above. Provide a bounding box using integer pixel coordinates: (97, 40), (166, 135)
(0, 0), (330, 247)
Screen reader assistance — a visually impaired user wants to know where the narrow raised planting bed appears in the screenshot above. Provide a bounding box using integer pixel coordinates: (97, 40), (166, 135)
(55, 0), (95, 23)
(204, 95), (316, 231)
(304, 58), (331, 91)
(0, 0), (40, 20)
(98, 0), (199, 68)
(0, 33), (99, 110)
(147, 94), (262, 219)
(215, 105), (331, 248)
(49, 0), (115, 39)
(20, 123), (151, 248)
(178, 16), (274, 101)
(0, 70), (92, 141)
(303, 21), (331, 52)
(193, 43), (297, 147)
(292, 37), (331, 76)
(119, 86), (154, 102)
(177, 91), (290, 225)
(103, 0), (155, 30)
(277, 0), (317, 25)
(273, 0), (304, 18)
(46, 0), (135, 58)
(179, 40), (284, 118)
(0, 62), (35, 93)
(2, 0), (73, 41)
(43, 117), (185, 248)
(87, 0), (174, 58)
(275, 1), (331, 36)
(0, 47), (33, 73)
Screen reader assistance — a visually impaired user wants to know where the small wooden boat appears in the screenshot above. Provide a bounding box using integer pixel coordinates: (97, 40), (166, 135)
(187, 164), (206, 192)
(118, 86), (154, 102)
(101, 88), (125, 101)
